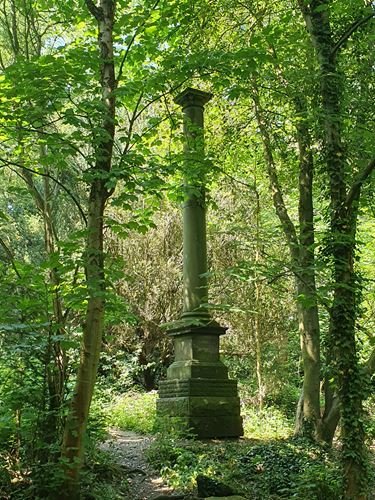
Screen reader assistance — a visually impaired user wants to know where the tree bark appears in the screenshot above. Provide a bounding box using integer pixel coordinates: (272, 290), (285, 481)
(294, 95), (321, 439)
(253, 86), (321, 439)
(18, 158), (67, 447)
(61, 0), (116, 496)
(298, 1), (369, 496)
(254, 183), (265, 409)
(42, 171), (67, 446)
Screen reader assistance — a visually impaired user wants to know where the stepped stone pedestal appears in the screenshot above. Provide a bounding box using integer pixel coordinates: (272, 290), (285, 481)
(157, 88), (243, 438)
(158, 322), (243, 438)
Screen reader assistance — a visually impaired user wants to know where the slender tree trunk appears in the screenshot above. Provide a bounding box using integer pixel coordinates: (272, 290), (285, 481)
(18, 161), (67, 446)
(293, 96), (321, 438)
(61, 186), (106, 493)
(254, 184), (264, 409)
(61, 1), (116, 496)
(298, 1), (369, 496)
(253, 86), (321, 439)
(43, 171), (67, 444)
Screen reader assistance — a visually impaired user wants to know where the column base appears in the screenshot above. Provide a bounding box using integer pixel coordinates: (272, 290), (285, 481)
(156, 410), (243, 439)
(157, 322), (243, 438)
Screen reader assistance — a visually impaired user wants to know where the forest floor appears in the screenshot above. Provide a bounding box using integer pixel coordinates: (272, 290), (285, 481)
(100, 427), (375, 500)
(101, 429), (185, 500)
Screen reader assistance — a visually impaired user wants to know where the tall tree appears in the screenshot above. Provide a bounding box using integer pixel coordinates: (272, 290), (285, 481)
(252, 84), (321, 438)
(61, 1), (116, 493)
(297, 1), (374, 496)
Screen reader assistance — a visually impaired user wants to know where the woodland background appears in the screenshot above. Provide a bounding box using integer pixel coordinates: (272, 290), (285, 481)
(0, 0), (374, 499)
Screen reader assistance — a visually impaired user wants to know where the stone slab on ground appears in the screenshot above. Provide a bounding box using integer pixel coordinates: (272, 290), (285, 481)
(150, 495), (186, 499)
(196, 474), (235, 497)
(204, 497), (246, 500)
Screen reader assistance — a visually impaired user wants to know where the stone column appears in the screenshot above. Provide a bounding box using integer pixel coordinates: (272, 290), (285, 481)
(178, 88), (210, 321)
(157, 88), (243, 438)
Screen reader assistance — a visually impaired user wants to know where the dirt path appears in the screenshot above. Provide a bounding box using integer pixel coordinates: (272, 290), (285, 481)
(101, 429), (181, 500)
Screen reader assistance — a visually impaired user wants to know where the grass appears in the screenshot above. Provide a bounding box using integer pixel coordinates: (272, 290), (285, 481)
(106, 390), (157, 434)
(242, 406), (293, 440)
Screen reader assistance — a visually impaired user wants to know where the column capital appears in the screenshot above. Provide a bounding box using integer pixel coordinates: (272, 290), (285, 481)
(174, 87), (213, 109)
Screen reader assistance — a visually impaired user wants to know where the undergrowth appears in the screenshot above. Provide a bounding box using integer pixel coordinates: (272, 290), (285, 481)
(146, 432), (343, 499)
(106, 390), (157, 434)
(105, 390), (373, 499)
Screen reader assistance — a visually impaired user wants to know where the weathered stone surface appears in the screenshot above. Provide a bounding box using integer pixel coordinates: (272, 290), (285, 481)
(196, 474), (235, 497)
(174, 334), (219, 362)
(189, 415), (243, 438)
(158, 379), (238, 398)
(203, 497), (246, 500)
(168, 321), (227, 338)
(174, 87), (213, 109)
(157, 396), (240, 417)
(155, 414), (243, 438)
(166, 360), (229, 380)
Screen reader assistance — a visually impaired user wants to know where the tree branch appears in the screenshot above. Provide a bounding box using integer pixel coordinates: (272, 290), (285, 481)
(85, 0), (104, 21)
(0, 236), (22, 278)
(331, 13), (374, 58)
(346, 158), (375, 210)
(116, 0), (161, 86)
(366, 347), (375, 376)
(252, 84), (299, 260)
(1, 123), (91, 165)
(0, 158), (87, 225)
(116, 78), (188, 172)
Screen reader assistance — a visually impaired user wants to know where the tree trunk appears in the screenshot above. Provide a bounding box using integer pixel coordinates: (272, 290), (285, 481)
(254, 183), (265, 409)
(43, 171), (67, 445)
(61, 184), (106, 494)
(18, 162), (67, 447)
(294, 95), (321, 439)
(253, 86), (321, 439)
(298, 1), (368, 496)
(61, 0), (116, 496)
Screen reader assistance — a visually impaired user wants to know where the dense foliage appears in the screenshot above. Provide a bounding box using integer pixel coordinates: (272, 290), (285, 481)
(0, 0), (374, 498)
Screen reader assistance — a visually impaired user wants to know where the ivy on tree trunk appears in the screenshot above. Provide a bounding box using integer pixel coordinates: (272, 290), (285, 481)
(298, 0), (374, 497)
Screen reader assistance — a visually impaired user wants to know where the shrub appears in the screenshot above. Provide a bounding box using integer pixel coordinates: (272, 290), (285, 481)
(80, 448), (130, 500)
(293, 463), (341, 499)
(239, 438), (340, 498)
(146, 427), (228, 491)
